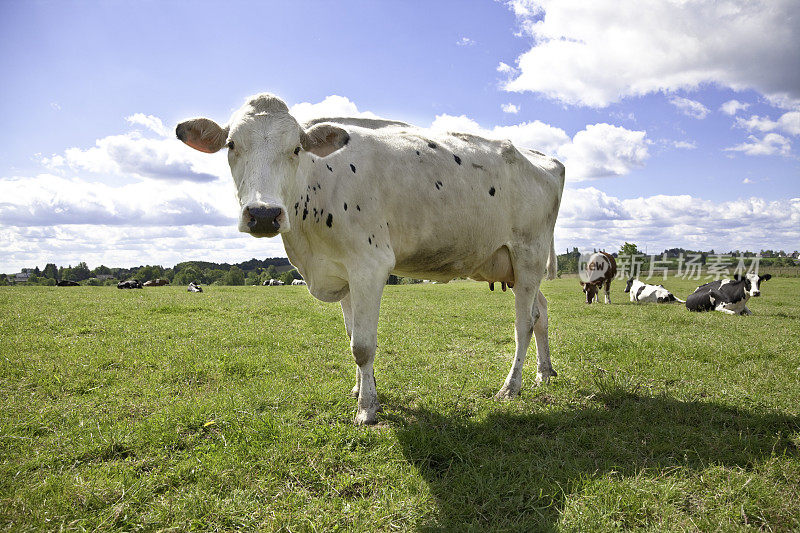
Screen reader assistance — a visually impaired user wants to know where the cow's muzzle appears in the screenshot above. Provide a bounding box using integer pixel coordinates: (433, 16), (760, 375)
(244, 205), (284, 237)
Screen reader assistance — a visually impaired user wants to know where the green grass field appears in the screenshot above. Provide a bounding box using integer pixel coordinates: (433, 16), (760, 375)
(1, 278), (799, 531)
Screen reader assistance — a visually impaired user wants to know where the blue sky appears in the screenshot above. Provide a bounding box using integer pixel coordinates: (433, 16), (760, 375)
(1, 0), (798, 272)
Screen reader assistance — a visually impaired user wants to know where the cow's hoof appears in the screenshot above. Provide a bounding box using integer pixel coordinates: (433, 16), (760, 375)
(495, 384), (520, 400)
(354, 408), (378, 426)
(535, 369), (557, 386)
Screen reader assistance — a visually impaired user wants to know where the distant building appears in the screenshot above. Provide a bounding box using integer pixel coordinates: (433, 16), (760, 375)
(14, 271), (31, 283)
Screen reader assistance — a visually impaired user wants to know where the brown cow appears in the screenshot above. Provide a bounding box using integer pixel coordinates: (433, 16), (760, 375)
(143, 279), (169, 287)
(580, 251), (617, 304)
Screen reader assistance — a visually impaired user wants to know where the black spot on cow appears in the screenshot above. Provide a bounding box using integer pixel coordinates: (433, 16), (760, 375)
(489, 186), (496, 196)
(302, 208), (308, 220)
(344, 202), (348, 211)
(453, 154), (461, 165)
(326, 164), (333, 172)
(636, 285), (646, 300)
(356, 205), (361, 211)
(313, 208), (317, 217)
(350, 163), (356, 173)
(294, 146), (300, 155)
(428, 142), (437, 149)
(306, 195), (309, 203)
(294, 202), (299, 210)
(415, 150), (420, 155)
(312, 186), (316, 191)
(435, 180), (443, 190)
(326, 213), (333, 227)
(317, 183), (321, 189)
(368, 237), (372, 245)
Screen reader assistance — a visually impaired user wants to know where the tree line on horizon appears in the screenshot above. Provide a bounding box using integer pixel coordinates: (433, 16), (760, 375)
(2, 245), (798, 286)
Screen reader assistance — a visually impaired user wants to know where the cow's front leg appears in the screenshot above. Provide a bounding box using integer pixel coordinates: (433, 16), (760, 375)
(496, 282), (539, 399)
(348, 274), (386, 425)
(340, 294), (361, 398)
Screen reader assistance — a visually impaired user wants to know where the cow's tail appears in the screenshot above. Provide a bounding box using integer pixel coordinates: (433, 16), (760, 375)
(545, 234), (557, 280)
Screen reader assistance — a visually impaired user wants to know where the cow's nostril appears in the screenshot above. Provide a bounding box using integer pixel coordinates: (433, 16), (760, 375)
(246, 206), (282, 233)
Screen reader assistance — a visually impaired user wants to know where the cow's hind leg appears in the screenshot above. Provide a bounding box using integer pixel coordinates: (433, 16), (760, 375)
(533, 290), (556, 384)
(496, 256), (547, 399)
(604, 279), (612, 304)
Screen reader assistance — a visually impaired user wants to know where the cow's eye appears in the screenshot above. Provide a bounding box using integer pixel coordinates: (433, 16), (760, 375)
(293, 146), (300, 155)
(227, 141), (235, 150)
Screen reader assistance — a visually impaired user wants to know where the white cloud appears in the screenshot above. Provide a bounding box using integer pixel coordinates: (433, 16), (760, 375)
(456, 37), (476, 46)
(556, 187), (800, 253)
(742, 178), (754, 184)
(558, 124), (650, 179)
(501, 103), (520, 114)
(735, 111), (800, 136)
(502, 0), (800, 107)
(672, 140), (697, 150)
(41, 130), (226, 183)
(496, 62), (518, 75)
(50, 102), (61, 111)
(725, 133), (792, 156)
(126, 113), (169, 136)
(289, 95), (381, 124)
(668, 96), (710, 119)
(720, 99), (750, 116)
(0, 174), (236, 228)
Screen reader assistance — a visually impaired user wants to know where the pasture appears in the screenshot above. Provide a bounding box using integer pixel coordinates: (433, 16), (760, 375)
(1, 278), (799, 531)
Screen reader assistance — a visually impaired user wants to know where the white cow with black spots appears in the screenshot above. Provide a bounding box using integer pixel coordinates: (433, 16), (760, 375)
(624, 278), (684, 303)
(176, 93), (565, 425)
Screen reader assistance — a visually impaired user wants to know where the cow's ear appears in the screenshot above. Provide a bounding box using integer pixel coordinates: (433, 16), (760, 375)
(176, 118), (229, 153)
(761, 274), (772, 281)
(300, 124), (350, 157)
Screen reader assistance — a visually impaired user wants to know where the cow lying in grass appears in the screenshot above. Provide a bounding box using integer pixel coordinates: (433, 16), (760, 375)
(685, 273), (771, 315)
(624, 278), (684, 303)
(176, 93), (564, 424)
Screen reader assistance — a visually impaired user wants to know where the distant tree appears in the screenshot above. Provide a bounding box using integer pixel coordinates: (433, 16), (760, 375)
(91, 264), (112, 277)
(204, 269), (225, 284)
(223, 266), (245, 286)
(173, 266), (202, 285)
(245, 271), (261, 285)
(619, 242), (641, 257)
(0, 274), (8, 286)
(43, 263), (58, 279)
(279, 269), (299, 285)
(71, 262), (91, 281)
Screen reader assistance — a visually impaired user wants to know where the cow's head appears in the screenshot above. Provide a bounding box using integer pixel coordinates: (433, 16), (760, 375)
(580, 280), (603, 303)
(624, 277), (635, 293)
(176, 94), (349, 238)
(738, 272), (771, 297)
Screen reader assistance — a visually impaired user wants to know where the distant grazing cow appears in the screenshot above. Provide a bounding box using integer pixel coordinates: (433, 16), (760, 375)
(291, 279), (307, 286)
(187, 281), (203, 293)
(177, 92), (564, 424)
(580, 251), (617, 304)
(143, 278), (169, 287)
(686, 273), (771, 315)
(57, 280), (80, 287)
(264, 278), (284, 286)
(117, 280), (143, 289)
(624, 278), (684, 303)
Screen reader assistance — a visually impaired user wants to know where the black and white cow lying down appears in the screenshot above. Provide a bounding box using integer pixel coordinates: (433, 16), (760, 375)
(685, 273), (771, 315)
(624, 278), (684, 303)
